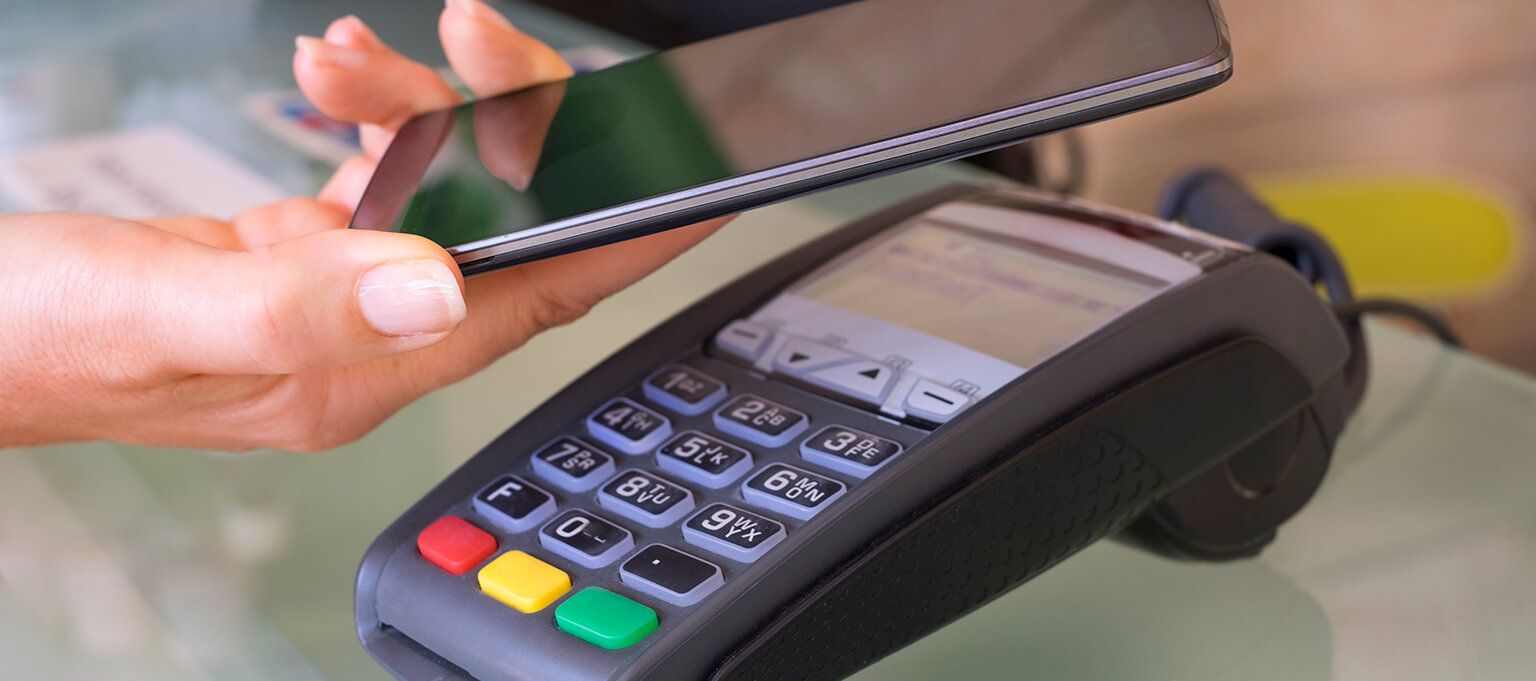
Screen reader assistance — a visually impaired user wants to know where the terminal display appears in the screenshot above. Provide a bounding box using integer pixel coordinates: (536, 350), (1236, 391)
(797, 219), (1165, 369)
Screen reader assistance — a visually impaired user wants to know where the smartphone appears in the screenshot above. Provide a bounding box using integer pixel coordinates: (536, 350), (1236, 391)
(351, 0), (1231, 275)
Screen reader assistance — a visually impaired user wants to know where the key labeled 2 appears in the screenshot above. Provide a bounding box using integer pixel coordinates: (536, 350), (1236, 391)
(741, 463), (845, 520)
(713, 395), (809, 447)
(598, 470), (695, 528)
(683, 503), (786, 563)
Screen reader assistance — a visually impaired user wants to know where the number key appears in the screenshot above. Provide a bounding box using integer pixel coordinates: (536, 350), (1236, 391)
(539, 510), (634, 568)
(657, 431), (753, 488)
(598, 470), (695, 528)
(683, 503), (786, 563)
(741, 464), (845, 521)
(713, 395), (809, 448)
(643, 365), (728, 416)
(800, 426), (903, 479)
(588, 398), (672, 454)
(531, 437), (616, 492)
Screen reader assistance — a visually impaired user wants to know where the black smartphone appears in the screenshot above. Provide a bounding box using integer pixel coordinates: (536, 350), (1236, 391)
(350, 0), (1231, 275)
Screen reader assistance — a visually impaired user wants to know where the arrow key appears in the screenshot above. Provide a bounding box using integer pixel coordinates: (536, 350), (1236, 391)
(805, 359), (897, 405)
(773, 338), (854, 377)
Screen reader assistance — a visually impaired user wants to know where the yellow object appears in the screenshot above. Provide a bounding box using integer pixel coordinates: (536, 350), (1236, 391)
(478, 551), (571, 613)
(1255, 173), (1523, 299)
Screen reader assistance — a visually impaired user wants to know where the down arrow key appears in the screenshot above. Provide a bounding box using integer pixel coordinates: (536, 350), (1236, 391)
(773, 338), (855, 376)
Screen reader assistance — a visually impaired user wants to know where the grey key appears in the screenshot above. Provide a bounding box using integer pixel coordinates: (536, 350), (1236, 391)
(800, 425), (903, 478)
(473, 475), (557, 532)
(805, 360), (897, 405)
(538, 509), (634, 569)
(588, 398), (673, 454)
(619, 544), (724, 606)
(714, 395), (809, 448)
(741, 464), (845, 521)
(643, 365), (728, 416)
(683, 503), (786, 563)
(713, 320), (774, 362)
(597, 470), (695, 528)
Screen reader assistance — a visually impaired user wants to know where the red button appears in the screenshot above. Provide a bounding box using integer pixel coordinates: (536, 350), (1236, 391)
(418, 516), (496, 575)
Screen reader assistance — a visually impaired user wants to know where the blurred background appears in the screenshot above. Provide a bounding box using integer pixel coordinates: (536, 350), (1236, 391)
(1081, 0), (1536, 373)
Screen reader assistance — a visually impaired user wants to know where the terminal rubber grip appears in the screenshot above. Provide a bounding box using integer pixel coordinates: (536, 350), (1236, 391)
(712, 426), (1165, 681)
(711, 339), (1314, 681)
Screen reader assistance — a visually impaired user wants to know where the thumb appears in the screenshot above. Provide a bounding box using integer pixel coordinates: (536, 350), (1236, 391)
(152, 228), (467, 376)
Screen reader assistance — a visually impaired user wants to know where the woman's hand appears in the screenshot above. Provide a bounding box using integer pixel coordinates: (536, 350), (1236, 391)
(0, 0), (728, 451)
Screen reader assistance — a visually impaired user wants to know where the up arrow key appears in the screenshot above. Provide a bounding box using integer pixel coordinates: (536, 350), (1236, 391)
(806, 359), (897, 405)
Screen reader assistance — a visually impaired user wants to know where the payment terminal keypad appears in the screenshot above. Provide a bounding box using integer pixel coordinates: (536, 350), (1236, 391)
(407, 349), (917, 655)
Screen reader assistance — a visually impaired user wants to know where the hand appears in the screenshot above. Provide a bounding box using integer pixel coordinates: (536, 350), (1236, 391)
(0, 0), (728, 452)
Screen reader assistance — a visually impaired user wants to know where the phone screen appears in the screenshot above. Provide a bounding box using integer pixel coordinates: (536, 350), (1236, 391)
(352, 0), (1223, 253)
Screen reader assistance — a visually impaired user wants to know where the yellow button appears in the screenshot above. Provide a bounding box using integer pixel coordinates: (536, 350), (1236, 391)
(478, 551), (571, 613)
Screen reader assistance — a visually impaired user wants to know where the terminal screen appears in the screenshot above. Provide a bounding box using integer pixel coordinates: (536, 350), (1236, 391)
(796, 219), (1165, 369)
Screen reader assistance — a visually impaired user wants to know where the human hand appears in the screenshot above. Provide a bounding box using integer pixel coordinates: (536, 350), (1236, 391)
(0, 0), (728, 451)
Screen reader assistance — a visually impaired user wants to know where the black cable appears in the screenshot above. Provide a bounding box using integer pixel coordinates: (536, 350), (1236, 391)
(1334, 298), (1464, 348)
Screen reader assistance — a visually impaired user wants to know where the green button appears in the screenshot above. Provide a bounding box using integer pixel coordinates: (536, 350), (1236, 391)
(555, 587), (659, 650)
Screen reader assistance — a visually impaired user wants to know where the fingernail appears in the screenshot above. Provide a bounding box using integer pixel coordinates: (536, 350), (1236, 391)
(328, 15), (382, 49)
(295, 35), (368, 70)
(447, 0), (516, 30)
(356, 260), (466, 337)
(509, 170), (532, 192)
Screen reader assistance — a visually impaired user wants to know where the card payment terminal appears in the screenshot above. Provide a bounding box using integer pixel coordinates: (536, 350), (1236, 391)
(356, 184), (1359, 681)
